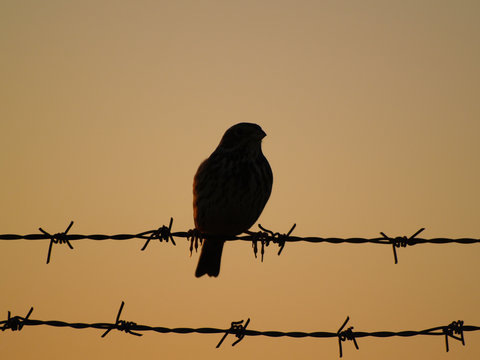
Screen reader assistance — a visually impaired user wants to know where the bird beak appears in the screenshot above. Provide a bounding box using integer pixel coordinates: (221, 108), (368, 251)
(259, 128), (267, 139)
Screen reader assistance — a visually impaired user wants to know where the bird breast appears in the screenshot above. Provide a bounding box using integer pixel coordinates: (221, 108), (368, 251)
(193, 152), (272, 236)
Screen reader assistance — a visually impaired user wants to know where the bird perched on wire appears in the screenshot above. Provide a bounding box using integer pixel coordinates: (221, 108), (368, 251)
(193, 123), (273, 277)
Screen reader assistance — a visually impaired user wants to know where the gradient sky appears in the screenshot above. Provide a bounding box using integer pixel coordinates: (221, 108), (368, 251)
(1, 1), (479, 359)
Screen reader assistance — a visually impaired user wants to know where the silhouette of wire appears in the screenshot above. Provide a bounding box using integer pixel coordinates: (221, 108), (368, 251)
(0, 219), (478, 264)
(1, 304), (478, 357)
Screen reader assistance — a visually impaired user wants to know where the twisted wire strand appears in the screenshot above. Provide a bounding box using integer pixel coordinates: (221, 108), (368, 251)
(1, 304), (477, 357)
(0, 219), (479, 264)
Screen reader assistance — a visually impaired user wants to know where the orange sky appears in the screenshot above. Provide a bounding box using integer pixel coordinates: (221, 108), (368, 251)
(1, 1), (479, 359)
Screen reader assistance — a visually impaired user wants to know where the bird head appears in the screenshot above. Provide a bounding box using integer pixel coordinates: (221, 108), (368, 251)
(218, 123), (267, 151)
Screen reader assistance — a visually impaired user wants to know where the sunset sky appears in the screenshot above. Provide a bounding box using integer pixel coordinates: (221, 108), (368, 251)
(1, 1), (479, 359)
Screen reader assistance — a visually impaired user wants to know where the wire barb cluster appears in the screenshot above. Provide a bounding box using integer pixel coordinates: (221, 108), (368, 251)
(1, 305), (478, 357)
(337, 317), (359, 358)
(39, 221), (75, 264)
(101, 301), (142, 337)
(380, 228), (425, 264)
(443, 320), (465, 352)
(248, 224), (296, 261)
(1, 219), (479, 264)
(216, 318), (250, 348)
(140, 218), (176, 251)
(1, 307), (33, 332)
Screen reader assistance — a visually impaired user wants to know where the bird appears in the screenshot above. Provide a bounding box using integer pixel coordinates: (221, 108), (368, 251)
(193, 123), (273, 277)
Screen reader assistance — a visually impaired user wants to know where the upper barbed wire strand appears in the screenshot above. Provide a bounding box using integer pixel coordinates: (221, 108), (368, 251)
(0, 219), (479, 264)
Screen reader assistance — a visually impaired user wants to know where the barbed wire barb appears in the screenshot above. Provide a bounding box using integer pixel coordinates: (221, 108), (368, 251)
(443, 320), (465, 352)
(380, 228), (425, 264)
(247, 223), (296, 261)
(39, 221), (75, 264)
(1, 307), (33, 332)
(336, 316), (359, 358)
(101, 301), (142, 338)
(140, 218), (176, 251)
(216, 318), (250, 348)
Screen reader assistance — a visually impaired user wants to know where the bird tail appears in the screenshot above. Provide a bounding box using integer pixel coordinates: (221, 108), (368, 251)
(195, 239), (225, 277)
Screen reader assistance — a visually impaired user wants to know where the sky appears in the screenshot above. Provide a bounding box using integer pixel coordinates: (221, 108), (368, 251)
(1, 1), (479, 359)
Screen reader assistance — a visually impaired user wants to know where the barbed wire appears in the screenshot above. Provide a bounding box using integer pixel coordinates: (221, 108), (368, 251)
(1, 303), (477, 357)
(0, 218), (478, 264)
